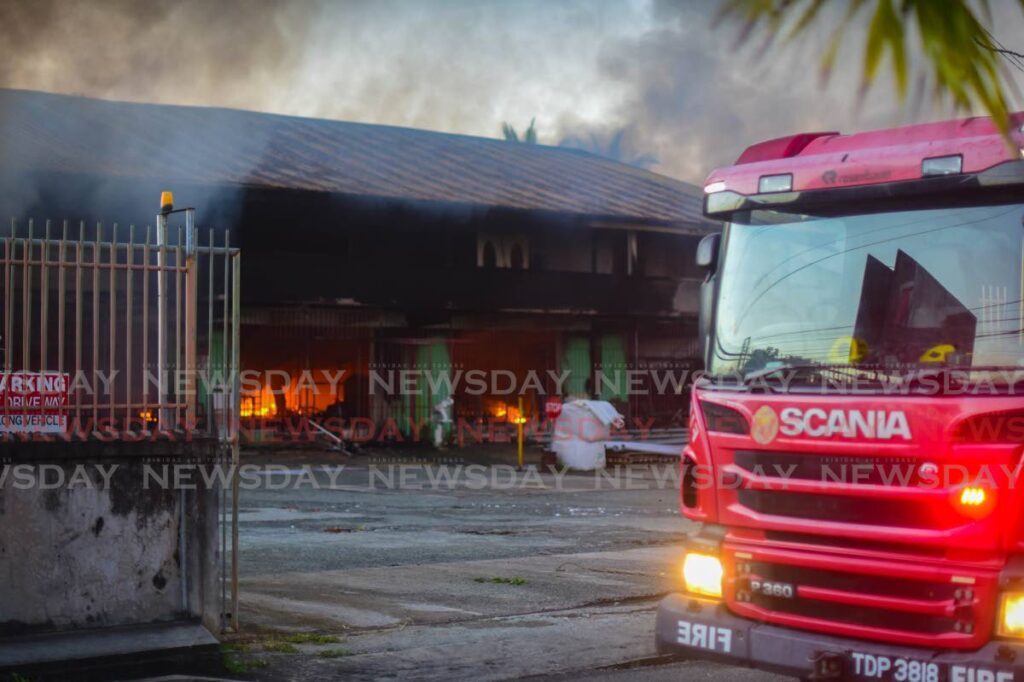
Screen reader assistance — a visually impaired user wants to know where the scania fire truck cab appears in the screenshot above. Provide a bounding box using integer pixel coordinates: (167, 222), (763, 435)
(656, 115), (1024, 681)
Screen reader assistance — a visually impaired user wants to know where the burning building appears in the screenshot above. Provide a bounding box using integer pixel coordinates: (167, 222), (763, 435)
(0, 88), (715, 445)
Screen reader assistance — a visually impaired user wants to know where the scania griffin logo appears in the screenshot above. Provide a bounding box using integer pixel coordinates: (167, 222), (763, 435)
(749, 406), (912, 442)
(751, 406), (779, 444)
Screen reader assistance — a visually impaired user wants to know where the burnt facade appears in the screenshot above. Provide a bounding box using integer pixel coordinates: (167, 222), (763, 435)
(238, 192), (708, 434)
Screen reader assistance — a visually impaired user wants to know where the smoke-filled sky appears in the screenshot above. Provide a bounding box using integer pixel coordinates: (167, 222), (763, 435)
(2, 0), (1023, 184)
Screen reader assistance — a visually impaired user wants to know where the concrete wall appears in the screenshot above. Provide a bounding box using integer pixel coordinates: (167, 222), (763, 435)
(0, 441), (223, 636)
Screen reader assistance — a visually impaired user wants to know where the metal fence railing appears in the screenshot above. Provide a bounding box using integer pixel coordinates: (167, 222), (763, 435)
(1, 214), (240, 441)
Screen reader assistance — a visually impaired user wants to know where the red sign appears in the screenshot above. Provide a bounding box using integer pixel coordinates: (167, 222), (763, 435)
(0, 372), (70, 433)
(545, 398), (563, 420)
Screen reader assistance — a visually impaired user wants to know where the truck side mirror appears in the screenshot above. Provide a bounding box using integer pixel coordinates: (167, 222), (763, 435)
(696, 232), (721, 367)
(696, 233), (720, 271)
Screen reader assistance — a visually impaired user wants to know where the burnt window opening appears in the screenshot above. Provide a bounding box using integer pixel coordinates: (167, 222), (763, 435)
(542, 230), (591, 273)
(508, 243), (525, 269)
(593, 230), (628, 275)
(480, 239), (498, 268)
(636, 232), (695, 278)
(476, 233), (529, 269)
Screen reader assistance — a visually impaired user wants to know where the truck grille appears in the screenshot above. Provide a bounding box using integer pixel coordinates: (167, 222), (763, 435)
(764, 531), (945, 558)
(734, 450), (922, 485)
(726, 547), (996, 649)
(727, 449), (974, 532)
(737, 489), (943, 528)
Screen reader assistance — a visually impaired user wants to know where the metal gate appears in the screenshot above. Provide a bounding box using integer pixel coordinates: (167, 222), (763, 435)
(1, 205), (243, 629)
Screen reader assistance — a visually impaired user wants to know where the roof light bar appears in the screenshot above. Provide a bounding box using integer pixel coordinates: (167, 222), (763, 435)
(921, 154), (962, 176)
(758, 173), (793, 193)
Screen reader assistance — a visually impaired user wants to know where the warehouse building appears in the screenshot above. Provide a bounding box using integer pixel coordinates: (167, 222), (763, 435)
(0, 88), (715, 443)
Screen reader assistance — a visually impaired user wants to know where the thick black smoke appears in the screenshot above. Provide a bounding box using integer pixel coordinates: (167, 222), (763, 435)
(2, 0), (1022, 184)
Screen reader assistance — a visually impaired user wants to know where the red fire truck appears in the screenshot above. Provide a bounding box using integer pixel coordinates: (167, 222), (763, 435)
(656, 114), (1024, 681)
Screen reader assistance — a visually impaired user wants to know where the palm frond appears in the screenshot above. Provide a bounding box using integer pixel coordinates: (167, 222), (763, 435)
(718, 0), (1024, 137)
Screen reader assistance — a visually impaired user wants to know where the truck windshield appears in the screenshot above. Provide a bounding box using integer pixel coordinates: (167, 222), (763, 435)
(709, 202), (1024, 384)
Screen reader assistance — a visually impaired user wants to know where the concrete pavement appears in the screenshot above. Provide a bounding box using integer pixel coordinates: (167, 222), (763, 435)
(226, 450), (791, 680)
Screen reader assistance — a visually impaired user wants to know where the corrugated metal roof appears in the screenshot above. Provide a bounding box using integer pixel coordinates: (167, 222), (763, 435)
(0, 88), (710, 228)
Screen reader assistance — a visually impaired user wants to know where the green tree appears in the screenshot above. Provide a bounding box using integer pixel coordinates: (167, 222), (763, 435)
(501, 117), (538, 143)
(719, 0), (1024, 135)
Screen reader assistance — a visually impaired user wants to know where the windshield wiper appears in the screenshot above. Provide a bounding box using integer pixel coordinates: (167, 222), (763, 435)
(743, 363), (824, 383)
(733, 362), (891, 391)
(745, 362), (892, 381)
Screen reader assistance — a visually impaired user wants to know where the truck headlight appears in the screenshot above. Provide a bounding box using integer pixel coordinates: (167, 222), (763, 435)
(998, 593), (1024, 637)
(682, 552), (723, 599)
